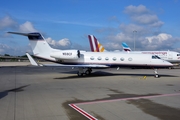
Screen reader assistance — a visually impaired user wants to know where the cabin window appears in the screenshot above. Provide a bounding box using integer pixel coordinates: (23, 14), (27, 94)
(177, 54), (180, 56)
(113, 57), (117, 61)
(97, 56), (102, 60)
(128, 57), (132, 61)
(120, 57), (124, 61)
(90, 56), (94, 60)
(105, 57), (109, 60)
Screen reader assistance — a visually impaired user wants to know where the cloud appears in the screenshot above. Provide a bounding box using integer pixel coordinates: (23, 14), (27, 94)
(0, 43), (30, 56)
(0, 16), (38, 55)
(57, 38), (71, 46)
(0, 43), (10, 54)
(19, 21), (38, 32)
(119, 23), (149, 35)
(104, 23), (150, 48)
(103, 42), (122, 51)
(124, 5), (164, 27)
(132, 14), (164, 27)
(100, 5), (180, 51)
(46, 37), (71, 49)
(140, 33), (180, 51)
(46, 37), (56, 46)
(103, 32), (179, 51)
(0, 16), (18, 30)
(146, 33), (172, 43)
(124, 5), (149, 15)
(0, 16), (38, 33)
(108, 32), (132, 42)
(0, 15), (74, 55)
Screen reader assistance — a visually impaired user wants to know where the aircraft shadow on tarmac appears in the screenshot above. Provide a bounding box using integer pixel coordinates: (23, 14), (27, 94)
(54, 71), (178, 79)
(0, 85), (30, 99)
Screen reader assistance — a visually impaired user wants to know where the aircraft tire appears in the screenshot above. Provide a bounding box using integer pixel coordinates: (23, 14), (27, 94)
(77, 72), (84, 77)
(85, 70), (91, 75)
(155, 74), (159, 78)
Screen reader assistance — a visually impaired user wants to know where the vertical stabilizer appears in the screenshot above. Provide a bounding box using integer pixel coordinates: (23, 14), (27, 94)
(88, 35), (105, 52)
(8, 32), (53, 57)
(122, 42), (131, 51)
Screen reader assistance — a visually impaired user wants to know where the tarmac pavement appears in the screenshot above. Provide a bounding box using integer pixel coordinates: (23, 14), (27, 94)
(0, 62), (180, 120)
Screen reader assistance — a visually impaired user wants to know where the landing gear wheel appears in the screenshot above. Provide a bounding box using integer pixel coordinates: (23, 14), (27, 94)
(154, 69), (159, 78)
(155, 74), (159, 78)
(77, 72), (84, 77)
(85, 70), (91, 75)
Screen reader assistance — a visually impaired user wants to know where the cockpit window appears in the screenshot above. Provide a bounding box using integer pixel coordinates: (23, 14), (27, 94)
(152, 55), (161, 59)
(177, 54), (180, 56)
(155, 55), (161, 59)
(152, 56), (155, 59)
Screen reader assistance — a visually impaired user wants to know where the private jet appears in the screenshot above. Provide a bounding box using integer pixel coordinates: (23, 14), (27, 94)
(8, 32), (173, 77)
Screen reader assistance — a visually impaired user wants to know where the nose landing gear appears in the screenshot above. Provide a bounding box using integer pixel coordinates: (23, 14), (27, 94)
(154, 69), (159, 78)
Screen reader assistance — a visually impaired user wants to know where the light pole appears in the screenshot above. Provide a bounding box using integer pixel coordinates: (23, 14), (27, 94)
(133, 30), (137, 51)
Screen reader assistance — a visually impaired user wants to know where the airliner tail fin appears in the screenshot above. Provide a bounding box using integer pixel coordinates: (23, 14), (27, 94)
(88, 35), (105, 52)
(122, 42), (131, 51)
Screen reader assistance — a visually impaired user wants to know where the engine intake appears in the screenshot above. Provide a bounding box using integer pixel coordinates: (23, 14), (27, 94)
(50, 50), (80, 59)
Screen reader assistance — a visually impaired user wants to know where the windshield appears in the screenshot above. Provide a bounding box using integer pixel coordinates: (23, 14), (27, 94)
(152, 55), (161, 59)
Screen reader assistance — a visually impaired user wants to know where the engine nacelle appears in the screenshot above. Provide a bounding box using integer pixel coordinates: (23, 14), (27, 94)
(50, 50), (80, 59)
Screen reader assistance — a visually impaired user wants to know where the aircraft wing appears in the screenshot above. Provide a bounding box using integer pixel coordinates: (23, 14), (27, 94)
(26, 53), (108, 68)
(43, 64), (109, 68)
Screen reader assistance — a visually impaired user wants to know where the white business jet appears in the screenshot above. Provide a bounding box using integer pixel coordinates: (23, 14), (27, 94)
(8, 32), (172, 77)
(88, 35), (180, 64)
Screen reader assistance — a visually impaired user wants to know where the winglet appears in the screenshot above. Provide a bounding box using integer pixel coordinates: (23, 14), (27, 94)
(26, 53), (39, 66)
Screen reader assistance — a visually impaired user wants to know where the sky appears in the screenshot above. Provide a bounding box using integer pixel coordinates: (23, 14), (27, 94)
(0, 0), (180, 56)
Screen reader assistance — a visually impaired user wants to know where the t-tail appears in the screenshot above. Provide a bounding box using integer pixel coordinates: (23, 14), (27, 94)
(122, 42), (131, 52)
(88, 35), (105, 52)
(8, 32), (54, 59)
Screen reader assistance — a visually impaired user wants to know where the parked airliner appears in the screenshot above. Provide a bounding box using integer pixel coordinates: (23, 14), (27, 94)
(88, 35), (180, 64)
(8, 32), (172, 77)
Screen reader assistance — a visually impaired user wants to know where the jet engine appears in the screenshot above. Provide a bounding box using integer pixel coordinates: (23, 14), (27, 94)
(50, 50), (80, 59)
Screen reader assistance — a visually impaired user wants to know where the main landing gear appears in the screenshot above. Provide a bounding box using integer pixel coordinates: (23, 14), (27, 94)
(77, 68), (92, 76)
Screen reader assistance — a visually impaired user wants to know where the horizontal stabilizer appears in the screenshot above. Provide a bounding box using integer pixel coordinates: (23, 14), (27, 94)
(8, 32), (39, 36)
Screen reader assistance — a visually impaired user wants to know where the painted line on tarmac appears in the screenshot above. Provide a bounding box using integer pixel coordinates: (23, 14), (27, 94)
(69, 104), (98, 120)
(69, 92), (180, 120)
(75, 92), (180, 105)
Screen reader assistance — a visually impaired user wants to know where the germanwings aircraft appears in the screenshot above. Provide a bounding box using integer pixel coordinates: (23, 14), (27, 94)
(8, 32), (172, 77)
(88, 35), (180, 64)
